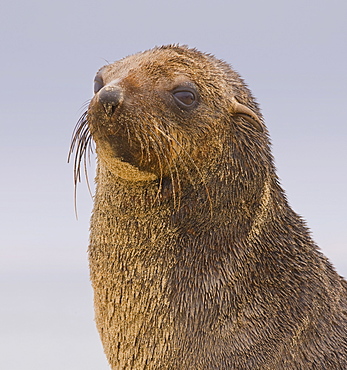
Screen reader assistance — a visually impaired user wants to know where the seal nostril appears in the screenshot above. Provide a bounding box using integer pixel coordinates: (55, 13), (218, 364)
(102, 102), (117, 117)
(98, 86), (123, 116)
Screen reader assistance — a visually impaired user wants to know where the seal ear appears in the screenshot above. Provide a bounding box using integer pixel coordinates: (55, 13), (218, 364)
(231, 97), (263, 132)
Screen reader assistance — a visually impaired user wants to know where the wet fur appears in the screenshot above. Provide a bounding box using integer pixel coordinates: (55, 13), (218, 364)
(70, 45), (347, 369)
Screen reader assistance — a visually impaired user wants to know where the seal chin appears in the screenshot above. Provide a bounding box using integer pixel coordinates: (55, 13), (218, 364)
(101, 155), (158, 181)
(95, 140), (157, 181)
(96, 137), (158, 182)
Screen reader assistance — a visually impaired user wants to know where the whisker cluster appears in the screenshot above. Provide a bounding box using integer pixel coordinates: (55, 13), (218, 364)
(153, 124), (212, 216)
(68, 110), (94, 210)
(68, 108), (211, 214)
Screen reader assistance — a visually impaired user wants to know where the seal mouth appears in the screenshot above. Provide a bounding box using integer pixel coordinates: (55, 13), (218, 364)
(69, 107), (176, 184)
(68, 104), (211, 212)
(91, 130), (161, 182)
(90, 120), (164, 174)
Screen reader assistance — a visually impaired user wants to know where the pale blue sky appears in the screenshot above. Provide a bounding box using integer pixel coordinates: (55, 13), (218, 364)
(1, 0), (346, 368)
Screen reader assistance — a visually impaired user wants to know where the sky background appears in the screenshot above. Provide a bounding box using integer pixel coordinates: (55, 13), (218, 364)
(1, 0), (346, 369)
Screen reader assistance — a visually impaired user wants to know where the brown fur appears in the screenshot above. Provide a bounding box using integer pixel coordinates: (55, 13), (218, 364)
(71, 45), (347, 369)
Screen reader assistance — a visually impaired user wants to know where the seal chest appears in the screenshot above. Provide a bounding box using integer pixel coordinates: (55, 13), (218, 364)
(71, 45), (347, 369)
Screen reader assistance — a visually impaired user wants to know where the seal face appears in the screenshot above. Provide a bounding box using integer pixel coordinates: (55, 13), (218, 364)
(70, 45), (347, 369)
(76, 45), (264, 186)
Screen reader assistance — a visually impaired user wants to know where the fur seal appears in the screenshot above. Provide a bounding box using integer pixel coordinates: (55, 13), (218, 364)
(70, 45), (347, 369)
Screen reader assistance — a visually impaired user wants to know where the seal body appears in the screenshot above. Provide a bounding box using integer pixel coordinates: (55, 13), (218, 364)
(72, 45), (347, 369)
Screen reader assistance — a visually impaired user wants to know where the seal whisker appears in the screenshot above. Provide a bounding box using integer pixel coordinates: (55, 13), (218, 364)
(133, 123), (151, 165)
(154, 125), (213, 217)
(75, 125), (92, 187)
(83, 135), (94, 197)
(138, 124), (166, 205)
(68, 110), (94, 214)
(149, 141), (167, 207)
(69, 111), (89, 182)
(145, 118), (183, 207)
(146, 125), (182, 209)
(80, 99), (91, 112)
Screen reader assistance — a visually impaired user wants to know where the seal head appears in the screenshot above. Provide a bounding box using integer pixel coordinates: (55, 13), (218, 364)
(83, 46), (265, 186)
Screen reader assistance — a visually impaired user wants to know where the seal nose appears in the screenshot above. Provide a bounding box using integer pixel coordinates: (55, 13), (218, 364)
(98, 85), (123, 117)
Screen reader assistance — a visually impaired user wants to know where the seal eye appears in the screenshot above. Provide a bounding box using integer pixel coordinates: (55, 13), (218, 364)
(94, 76), (104, 94)
(173, 90), (196, 107)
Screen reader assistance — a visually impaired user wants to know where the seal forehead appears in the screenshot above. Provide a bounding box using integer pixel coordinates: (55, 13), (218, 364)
(100, 46), (227, 92)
